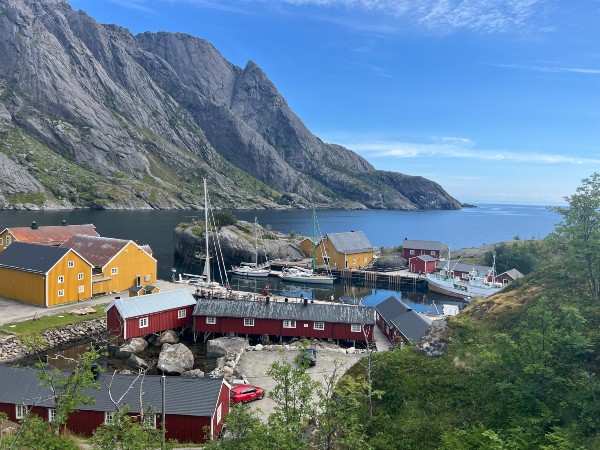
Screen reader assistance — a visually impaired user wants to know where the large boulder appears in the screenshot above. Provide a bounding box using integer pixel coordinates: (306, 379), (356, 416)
(158, 343), (194, 374)
(414, 319), (449, 357)
(181, 369), (205, 378)
(129, 354), (149, 370)
(156, 330), (179, 346)
(206, 337), (249, 358)
(116, 338), (148, 357)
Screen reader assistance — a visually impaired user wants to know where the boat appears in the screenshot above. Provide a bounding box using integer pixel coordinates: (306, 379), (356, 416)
(279, 209), (336, 285)
(426, 253), (501, 299)
(231, 217), (271, 278)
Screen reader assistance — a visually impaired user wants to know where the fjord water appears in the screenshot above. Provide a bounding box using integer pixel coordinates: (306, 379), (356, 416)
(0, 204), (560, 312)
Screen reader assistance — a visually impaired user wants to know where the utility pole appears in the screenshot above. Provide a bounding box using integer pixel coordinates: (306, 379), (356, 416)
(161, 374), (166, 450)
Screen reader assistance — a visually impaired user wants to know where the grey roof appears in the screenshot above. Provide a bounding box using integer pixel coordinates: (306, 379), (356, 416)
(194, 298), (375, 325)
(0, 242), (72, 274)
(410, 254), (437, 262)
(105, 289), (197, 318)
(435, 260), (492, 275)
(403, 239), (446, 251)
(375, 296), (431, 343)
(326, 231), (373, 254)
(499, 268), (524, 280)
(0, 365), (223, 417)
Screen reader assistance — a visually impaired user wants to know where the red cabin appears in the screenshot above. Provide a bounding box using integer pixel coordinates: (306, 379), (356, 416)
(408, 255), (437, 274)
(105, 289), (196, 339)
(402, 239), (447, 261)
(193, 298), (375, 344)
(0, 366), (229, 444)
(375, 296), (431, 345)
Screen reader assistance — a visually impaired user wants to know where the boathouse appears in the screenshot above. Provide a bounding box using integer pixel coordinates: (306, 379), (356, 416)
(496, 268), (524, 285)
(0, 222), (99, 253)
(402, 239), (447, 260)
(408, 254), (437, 274)
(0, 366), (229, 444)
(315, 231), (375, 269)
(193, 298), (375, 343)
(435, 261), (493, 281)
(375, 296), (431, 345)
(0, 242), (93, 307)
(61, 234), (157, 295)
(105, 289), (196, 339)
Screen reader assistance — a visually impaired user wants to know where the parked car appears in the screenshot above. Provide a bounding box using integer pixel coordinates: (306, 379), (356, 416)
(230, 384), (265, 404)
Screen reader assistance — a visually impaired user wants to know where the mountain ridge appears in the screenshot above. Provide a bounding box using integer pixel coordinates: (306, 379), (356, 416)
(0, 0), (462, 211)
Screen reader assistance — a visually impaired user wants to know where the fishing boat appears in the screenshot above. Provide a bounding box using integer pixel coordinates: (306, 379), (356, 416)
(279, 209), (336, 285)
(426, 253), (501, 299)
(231, 217), (271, 278)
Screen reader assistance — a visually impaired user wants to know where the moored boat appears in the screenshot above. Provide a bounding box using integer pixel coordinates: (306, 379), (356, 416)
(279, 266), (335, 285)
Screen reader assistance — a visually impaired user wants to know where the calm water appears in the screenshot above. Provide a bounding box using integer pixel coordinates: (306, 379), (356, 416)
(0, 204), (561, 312)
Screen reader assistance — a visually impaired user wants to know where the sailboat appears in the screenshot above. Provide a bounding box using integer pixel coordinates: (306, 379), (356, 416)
(279, 208), (336, 285)
(231, 217), (271, 278)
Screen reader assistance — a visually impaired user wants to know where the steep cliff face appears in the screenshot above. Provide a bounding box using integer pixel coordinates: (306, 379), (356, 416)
(0, 0), (462, 211)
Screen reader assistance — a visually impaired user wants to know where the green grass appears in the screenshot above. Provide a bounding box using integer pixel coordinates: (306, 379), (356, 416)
(0, 304), (107, 338)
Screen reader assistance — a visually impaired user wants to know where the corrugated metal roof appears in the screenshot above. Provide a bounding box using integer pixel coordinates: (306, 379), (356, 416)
(435, 260), (492, 275)
(194, 298), (375, 325)
(499, 268), (524, 280)
(4, 224), (99, 246)
(375, 296), (431, 343)
(326, 231), (373, 254)
(61, 234), (133, 268)
(410, 254), (437, 262)
(0, 242), (71, 274)
(403, 239), (447, 251)
(105, 290), (197, 319)
(0, 366), (223, 417)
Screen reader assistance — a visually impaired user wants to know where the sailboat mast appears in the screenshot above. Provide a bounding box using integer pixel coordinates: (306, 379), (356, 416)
(254, 217), (258, 266)
(204, 179), (211, 283)
(312, 208), (316, 273)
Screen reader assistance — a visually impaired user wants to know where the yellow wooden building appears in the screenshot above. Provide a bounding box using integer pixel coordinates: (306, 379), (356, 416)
(0, 223), (99, 253)
(0, 242), (93, 307)
(60, 235), (157, 295)
(315, 231), (375, 269)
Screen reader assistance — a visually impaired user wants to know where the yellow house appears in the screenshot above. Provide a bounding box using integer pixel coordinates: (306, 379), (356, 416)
(298, 238), (316, 257)
(0, 242), (93, 307)
(315, 231), (374, 269)
(60, 235), (157, 295)
(0, 223), (99, 253)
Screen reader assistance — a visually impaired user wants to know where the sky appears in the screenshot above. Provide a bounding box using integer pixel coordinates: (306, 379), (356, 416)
(68, 0), (600, 205)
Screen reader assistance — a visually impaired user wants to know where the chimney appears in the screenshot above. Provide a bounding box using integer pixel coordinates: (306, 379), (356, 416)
(303, 297), (308, 307)
(265, 296), (270, 305)
(62, 220), (67, 226)
(31, 221), (38, 230)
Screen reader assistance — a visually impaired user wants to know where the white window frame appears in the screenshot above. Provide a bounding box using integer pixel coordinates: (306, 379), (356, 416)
(104, 411), (115, 424)
(139, 317), (148, 328)
(206, 316), (216, 324)
(364, 257), (368, 263)
(142, 413), (157, 429)
(283, 320), (296, 329)
(351, 324), (362, 333)
(48, 408), (57, 422)
(57, 275), (64, 284)
(68, 260), (74, 268)
(58, 289), (64, 297)
(111, 267), (118, 275)
(409, 249), (415, 255)
(314, 322), (324, 330)
(15, 404), (27, 419)
(178, 309), (187, 319)
(78, 285), (85, 293)
(216, 403), (222, 424)
(6, 236), (11, 246)
(0, 237), (3, 246)
(431, 250), (436, 256)
(243, 318), (254, 327)
(78, 272), (84, 280)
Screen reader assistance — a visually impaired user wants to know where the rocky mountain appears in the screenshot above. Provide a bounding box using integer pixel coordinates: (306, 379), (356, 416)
(0, 0), (462, 211)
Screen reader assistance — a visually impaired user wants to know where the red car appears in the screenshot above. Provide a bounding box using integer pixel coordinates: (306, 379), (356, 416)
(230, 384), (265, 404)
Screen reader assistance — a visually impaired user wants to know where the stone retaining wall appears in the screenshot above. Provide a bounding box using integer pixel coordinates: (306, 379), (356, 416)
(0, 318), (107, 362)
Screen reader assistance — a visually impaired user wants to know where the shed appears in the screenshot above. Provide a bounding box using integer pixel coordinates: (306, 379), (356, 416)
(496, 268), (524, 285)
(402, 239), (447, 260)
(317, 231), (374, 269)
(375, 296), (431, 345)
(408, 254), (437, 274)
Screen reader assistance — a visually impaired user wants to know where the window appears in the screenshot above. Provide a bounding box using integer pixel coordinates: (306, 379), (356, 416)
(0, 237), (3, 246)
(351, 324), (362, 333)
(283, 320), (296, 329)
(6, 236), (11, 246)
(58, 289), (64, 297)
(364, 257), (368, 263)
(78, 272), (84, 280)
(314, 322), (324, 330)
(58, 275), (64, 284)
(111, 267), (118, 275)
(142, 413), (156, 429)
(217, 404), (222, 424)
(409, 249), (415, 255)
(431, 250), (436, 256)
(78, 285), (85, 293)
(15, 404), (27, 419)
(104, 411), (115, 424)
(206, 316), (216, 324)
(178, 309), (187, 319)
(243, 318), (254, 327)
(139, 317), (148, 328)
(48, 408), (56, 422)
(352, 258), (357, 264)
(68, 260), (74, 268)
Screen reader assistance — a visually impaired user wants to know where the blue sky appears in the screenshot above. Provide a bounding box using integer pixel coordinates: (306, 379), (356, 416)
(68, 0), (600, 205)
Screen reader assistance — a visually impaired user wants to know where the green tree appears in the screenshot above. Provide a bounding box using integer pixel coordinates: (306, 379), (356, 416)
(551, 172), (600, 302)
(90, 406), (163, 450)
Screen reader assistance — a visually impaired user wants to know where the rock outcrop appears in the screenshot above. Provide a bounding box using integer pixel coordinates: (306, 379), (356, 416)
(0, 0), (462, 211)
(157, 343), (194, 374)
(415, 320), (449, 357)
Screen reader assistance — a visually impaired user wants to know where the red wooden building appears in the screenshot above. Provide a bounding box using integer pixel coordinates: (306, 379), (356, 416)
(408, 254), (437, 274)
(434, 261), (494, 281)
(375, 296), (431, 345)
(402, 239), (447, 260)
(495, 268), (524, 285)
(105, 289), (196, 339)
(0, 366), (229, 444)
(193, 298), (375, 344)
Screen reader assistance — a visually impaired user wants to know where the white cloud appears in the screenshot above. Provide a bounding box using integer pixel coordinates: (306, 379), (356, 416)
(493, 62), (600, 75)
(105, 0), (156, 13)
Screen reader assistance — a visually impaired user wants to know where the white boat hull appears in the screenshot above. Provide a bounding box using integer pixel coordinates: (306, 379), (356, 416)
(280, 274), (336, 285)
(231, 267), (271, 278)
(426, 274), (501, 299)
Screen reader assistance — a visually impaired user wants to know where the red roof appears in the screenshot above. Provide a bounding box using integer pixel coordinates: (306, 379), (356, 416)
(61, 234), (134, 268)
(4, 224), (99, 246)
